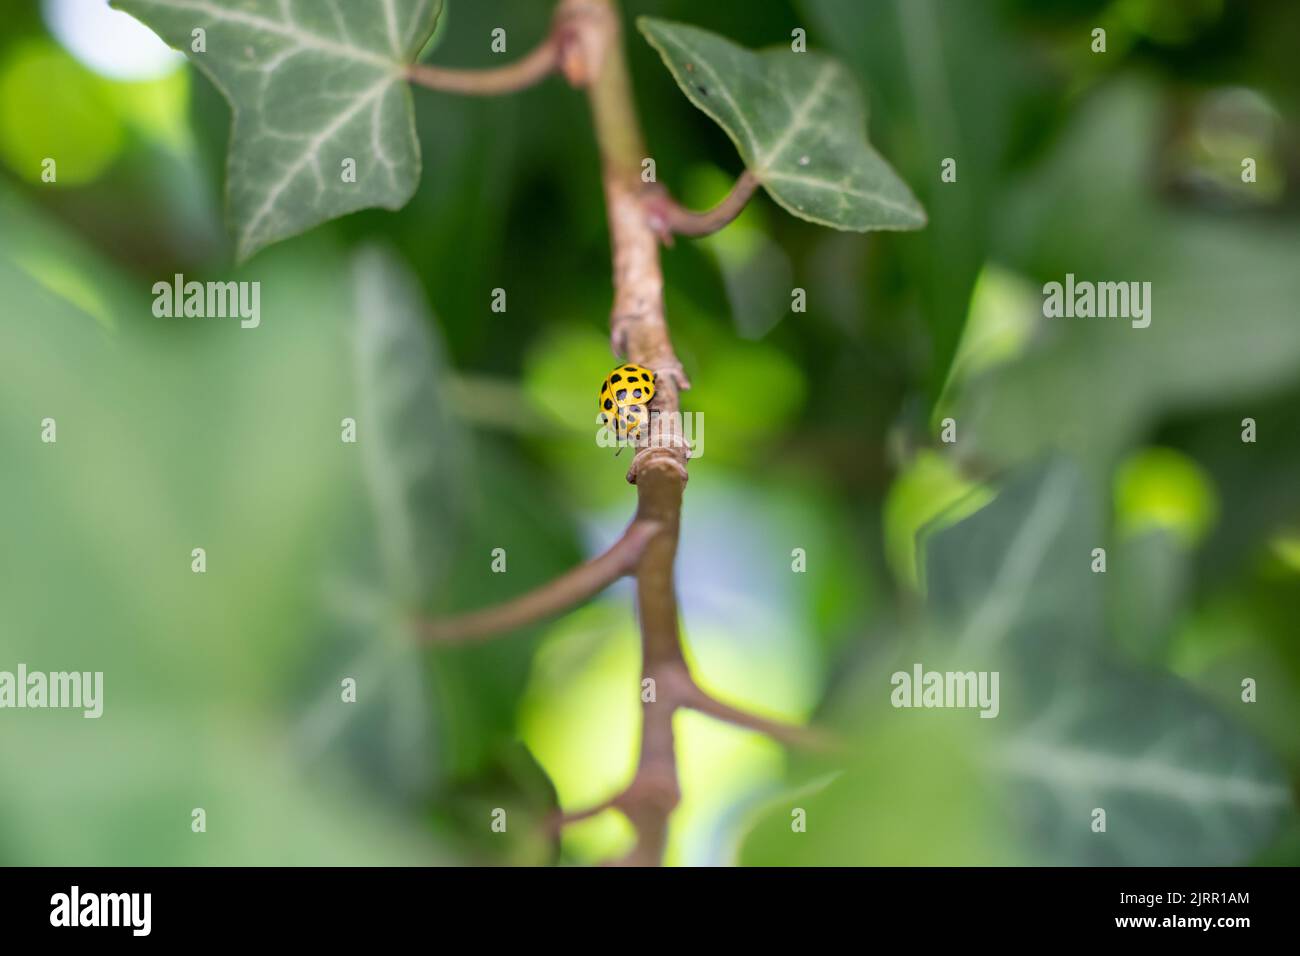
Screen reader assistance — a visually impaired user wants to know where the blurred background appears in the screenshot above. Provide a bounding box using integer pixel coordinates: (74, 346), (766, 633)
(0, 0), (1297, 866)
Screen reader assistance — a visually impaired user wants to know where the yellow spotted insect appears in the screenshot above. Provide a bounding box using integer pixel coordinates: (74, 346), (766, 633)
(598, 363), (656, 453)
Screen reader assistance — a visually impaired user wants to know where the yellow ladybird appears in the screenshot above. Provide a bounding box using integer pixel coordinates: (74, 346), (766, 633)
(599, 363), (656, 447)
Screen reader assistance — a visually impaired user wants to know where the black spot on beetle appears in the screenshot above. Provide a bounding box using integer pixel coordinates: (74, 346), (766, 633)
(604, 399), (613, 410)
(633, 388), (642, 399)
(616, 389), (628, 401)
(611, 373), (622, 383)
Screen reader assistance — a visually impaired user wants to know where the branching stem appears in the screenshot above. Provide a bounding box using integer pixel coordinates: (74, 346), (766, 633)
(556, 0), (695, 867)
(412, 0), (833, 866)
(552, 660), (836, 865)
(414, 520), (660, 643)
(406, 32), (561, 95)
(645, 170), (762, 240)
(678, 679), (838, 753)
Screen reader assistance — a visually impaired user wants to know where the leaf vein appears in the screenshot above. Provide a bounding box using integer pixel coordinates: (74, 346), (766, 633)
(242, 77), (396, 253)
(755, 62), (836, 171)
(131, 0), (398, 68)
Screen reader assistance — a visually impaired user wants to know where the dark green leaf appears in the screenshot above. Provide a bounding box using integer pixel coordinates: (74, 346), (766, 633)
(638, 17), (925, 232)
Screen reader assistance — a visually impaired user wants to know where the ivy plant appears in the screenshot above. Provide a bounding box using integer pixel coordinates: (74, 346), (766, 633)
(114, 0), (1286, 870)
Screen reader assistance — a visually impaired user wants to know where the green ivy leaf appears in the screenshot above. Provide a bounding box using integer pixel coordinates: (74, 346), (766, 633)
(351, 242), (466, 606)
(929, 460), (1293, 865)
(302, 244), (465, 799)
(991, 667), (1293, 866)
(959, 81), (1300, 469)
(637, 17), (925, 232)
(924, 459), (1104, 658)
(112, 0), (442, 261)
(742, 459), (1293, 865)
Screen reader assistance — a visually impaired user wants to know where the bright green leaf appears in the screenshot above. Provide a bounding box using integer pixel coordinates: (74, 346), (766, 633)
(740, 713), (1015, 866)
(112, 0), (442, 261)
(1113, 446), (1217, 546)
(638, 17), (925, 232)
(883, 449), (993, 592)
(1272, 532), (1300, 573)
(0, 42), (124, 184)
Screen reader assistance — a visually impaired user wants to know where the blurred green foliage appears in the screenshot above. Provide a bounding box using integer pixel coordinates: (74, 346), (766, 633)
(1, 0), (1298, 866)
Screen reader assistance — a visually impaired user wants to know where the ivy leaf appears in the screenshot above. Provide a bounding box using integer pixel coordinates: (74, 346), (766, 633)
(111, 0), (443, 261)
(929, 460), (1293, 865)
(351, 242), (466, 606)
(923, 459), (1105, 659)
(637, 17), (925, 232)
(991, 667), (1293, 866)
(742, 458), (1292, 865)
(959, 82), (1300, 469)
(302, 243), (464, 799)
